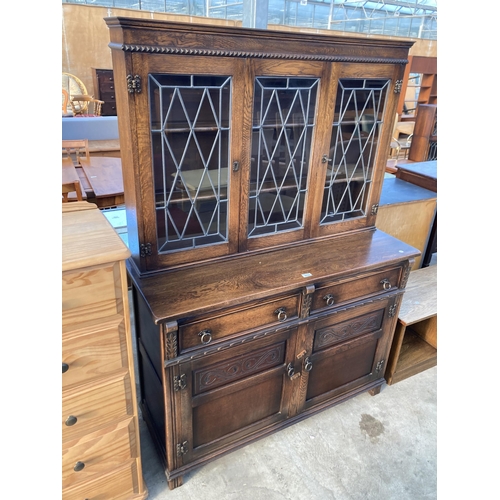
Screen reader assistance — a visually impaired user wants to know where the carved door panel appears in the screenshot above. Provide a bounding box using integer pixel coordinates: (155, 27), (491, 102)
(171, 327), (298, 466)
(302, 296), (398, 412)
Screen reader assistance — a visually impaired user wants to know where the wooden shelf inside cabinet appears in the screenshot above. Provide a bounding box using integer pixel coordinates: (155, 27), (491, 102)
(385, 265), (437, 385)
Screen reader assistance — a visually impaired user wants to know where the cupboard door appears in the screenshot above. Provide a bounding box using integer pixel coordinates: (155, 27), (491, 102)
(240, 60), (331, 251)
(171, 328), (298, 465)
(303, 296), (397, 411)
(128, 55), (246, 270)
(312, 63), (403, 237)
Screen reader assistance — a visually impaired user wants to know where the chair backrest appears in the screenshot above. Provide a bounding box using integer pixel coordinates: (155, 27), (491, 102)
(62, 89), (71, 116)
(70, 95), (105, 117)
(62, 139), (90, 165)
(62, 180), (83, 202)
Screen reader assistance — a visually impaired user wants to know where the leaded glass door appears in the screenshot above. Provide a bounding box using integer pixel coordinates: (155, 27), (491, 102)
(315, 64), (399, 237)
(131, 56), (245, 269)
(240, 61), (326, 252)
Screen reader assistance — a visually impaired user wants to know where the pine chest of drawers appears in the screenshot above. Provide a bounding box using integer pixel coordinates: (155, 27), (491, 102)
(62, 202), (147, 499)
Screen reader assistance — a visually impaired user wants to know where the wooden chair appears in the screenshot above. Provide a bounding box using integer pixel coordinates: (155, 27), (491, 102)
(62, 139), (90, 165)
(62, 89), (72, 116)
(390, 114), (415, 160)
(62, 180), (83, 202)
(70, 95), (104, 117)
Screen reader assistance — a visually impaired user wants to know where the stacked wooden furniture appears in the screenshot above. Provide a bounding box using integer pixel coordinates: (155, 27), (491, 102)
(62, 201), (147, 499)
(376, 176), (436, 270)
(385, 265), (437, 385)
(92, 68), (118, 116)
(106, 17), (419, 489)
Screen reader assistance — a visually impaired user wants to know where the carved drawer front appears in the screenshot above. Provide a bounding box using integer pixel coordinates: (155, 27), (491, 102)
(62, 315), (127, 389)
(311, 266), (401, 313)
(62, 417), (137, 490)
(62, 460), (140, 500)
(62, 372), (134, 441)
(179, 294), (299, 352)
(62, 262), (124, 327)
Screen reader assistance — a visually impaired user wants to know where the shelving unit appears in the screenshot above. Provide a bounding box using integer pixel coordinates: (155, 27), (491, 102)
(385, 265), (437, 385)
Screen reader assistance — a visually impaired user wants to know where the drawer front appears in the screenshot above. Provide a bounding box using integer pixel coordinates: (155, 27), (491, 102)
(179, 294), (299, 352)
(62, 460), (140, 500)
(99, 79), (115, 92)
(62, 418), (137, 490)
(101, 102), (117, 116)
(62, 372), (133, 441)
(311, 267), (401, 313)
(62, 316), (127, 388)
(100, 90), (116, 103)
(62, 262), (123, 327)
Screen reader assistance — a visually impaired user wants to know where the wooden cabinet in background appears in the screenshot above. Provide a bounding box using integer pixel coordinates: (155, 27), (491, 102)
(62, 201), (147, 499)
(105, 17), (419, 489)
(92, 68), (117, 116)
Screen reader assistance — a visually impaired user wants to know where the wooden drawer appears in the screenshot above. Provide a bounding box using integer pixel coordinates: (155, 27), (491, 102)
(179, 294), (300, 352)
(62, 262), (123, 327)
(62, 315), (127, 388)
(99, 79), (115, 92)
(100, 90), (116, 102)
(62, 418), (137, 490)
(62, 372), (134, 441)
(101, 102), (117, 116)
(62, 460), (143, 500)
(310, 266), (402, 313)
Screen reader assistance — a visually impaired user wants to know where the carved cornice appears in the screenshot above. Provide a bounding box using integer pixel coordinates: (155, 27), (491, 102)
(113, 43), (408, 65)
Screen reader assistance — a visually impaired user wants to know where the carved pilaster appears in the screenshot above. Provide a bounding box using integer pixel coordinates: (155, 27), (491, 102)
(163, 321), (179, 360)
(400, 260), (414, 289)
(300, 285), (315, 319)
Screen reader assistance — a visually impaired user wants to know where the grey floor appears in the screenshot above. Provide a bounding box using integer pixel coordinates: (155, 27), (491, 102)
(131, 256), (437, 500)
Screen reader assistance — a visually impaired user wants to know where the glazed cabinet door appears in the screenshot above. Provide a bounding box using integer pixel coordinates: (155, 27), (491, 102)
(168, 327), (298, 469)
(301, 296), (399, 412)
(310, 63), (403, 237)
(125, 54), (247, 270)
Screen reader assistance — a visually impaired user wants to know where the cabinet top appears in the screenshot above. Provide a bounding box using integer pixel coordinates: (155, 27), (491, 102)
(62, 203), (130, 272)
(105, 17), (413, 64)
(129, 228), (419, 324)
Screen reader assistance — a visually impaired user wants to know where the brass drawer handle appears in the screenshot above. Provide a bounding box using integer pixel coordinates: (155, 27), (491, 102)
(275, 307), (288, 322)
(65, 415), (78, 426)
(198, 329), (212, 345)
(323, 294), (335, 306)
(304, 356), (313, 372)
(73, 461), (85, 472)
(380, 279), (392, 290)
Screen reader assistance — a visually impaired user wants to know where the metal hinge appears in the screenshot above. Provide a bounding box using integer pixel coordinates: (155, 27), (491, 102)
(177, 441), (189, 456)
(173, 374), (187, 392)
(140, 242), (152, 257)
(371, 204), (379, 215)
(394, 79), (403, 94)
(375, 359), (385, 374)
(389, 304), (397, 318)
(127, 74), (142, 93)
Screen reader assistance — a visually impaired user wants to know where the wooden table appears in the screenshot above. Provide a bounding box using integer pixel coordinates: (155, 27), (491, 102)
(78, 156), (124, 208)
(385, 265), (437, 385)
(62, 158), (87, 200)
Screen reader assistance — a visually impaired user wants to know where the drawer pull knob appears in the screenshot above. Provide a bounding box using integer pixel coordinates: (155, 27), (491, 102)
(73, 461), (85, 472)
(380, 279), (392, 290)
(65, 415), (78, 426)
(198, 329), (212, 345)
(304, 357), (313, 372)
(62, 363), (69, 373)
(275, 307), (288, 322)
(323, 294), (335, 306)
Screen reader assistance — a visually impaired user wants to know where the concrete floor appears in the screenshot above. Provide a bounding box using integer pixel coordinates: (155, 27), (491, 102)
(137, 366), (437, 500)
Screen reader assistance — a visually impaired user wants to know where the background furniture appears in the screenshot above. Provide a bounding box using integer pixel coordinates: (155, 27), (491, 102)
(62, 201), (147, 499)
(92, 68), (118, 116)
(79, 156), (124, 207)
(408, 104), (437, 162)
(107, 17), (418, 489)
(62, 139), (90, 165)
(70, 94), (105, 117)
(376, 177), (436, 270)
(62, 179), (83, 202)
(385, 265), (437, 385)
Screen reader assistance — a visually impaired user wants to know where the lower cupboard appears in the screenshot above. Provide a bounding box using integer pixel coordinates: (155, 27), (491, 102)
(131, 250), (411, 489)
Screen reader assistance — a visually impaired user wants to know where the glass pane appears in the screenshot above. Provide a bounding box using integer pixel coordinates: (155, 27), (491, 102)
(248, 77), (318, 238)
(149, 74), (231, 253)
(320, 78), (389, 225)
